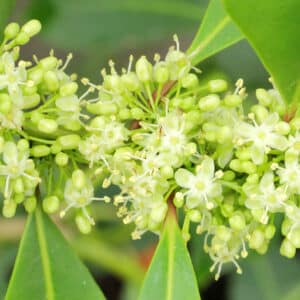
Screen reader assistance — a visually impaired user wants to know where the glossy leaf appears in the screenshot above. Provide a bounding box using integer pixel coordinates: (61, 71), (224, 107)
(229, 244), (300, 300)
(138, 214), (200, 300)
(224, 0), (300, 105)
(5, 208), (105, 300)
(187, 0), (243, 65)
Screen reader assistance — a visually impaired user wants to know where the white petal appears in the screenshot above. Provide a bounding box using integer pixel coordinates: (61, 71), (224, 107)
(260, 172), (274, 191)
(250, 144), (265, 165)
(268, 134), (288, 151)
(200, 156), (215, 178)
(174, 168), (194, 189)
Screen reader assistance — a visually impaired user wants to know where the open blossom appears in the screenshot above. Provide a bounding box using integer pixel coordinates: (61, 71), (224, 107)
(244, 172), (287, 224)
(175, 157), (222, 209)
(236, 113), (288, 164)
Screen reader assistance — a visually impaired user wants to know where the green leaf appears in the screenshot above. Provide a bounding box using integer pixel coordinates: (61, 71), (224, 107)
(224, 0), (300, 105)
(229, 244), (300, 300)
(187, 0), (243, 65)
(138, 214), (200, 300)
(0, 0), (16, 35)
(5, 208), (105, 300)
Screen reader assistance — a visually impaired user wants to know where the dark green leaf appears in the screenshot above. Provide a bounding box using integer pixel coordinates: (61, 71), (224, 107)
(229, 244), (300, 300)
(138, 214), (200, 300)
(187, 0), (243, 65)
(5, 208), (105, 300)
(224, 0), (300, 105)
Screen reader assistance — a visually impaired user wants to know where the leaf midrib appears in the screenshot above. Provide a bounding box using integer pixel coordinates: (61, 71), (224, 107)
(166, 220), (175, 300)
(36, 208), (55, 300)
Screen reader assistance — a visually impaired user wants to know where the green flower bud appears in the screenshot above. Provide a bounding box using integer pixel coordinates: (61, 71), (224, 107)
(256, 88), (272, 106)
(188, 209), (202, 222)
(246, 173), (259, 184)
(121, 73), (140, 91)
(208, 79), (228, 93)
(23, 94), (41, 109)
(28, 68), (44, 84)
(173, 192), (184, 208)
(13, 178), (24, 194)
(59, 82), (78, 97)
(50, 142), (62, 154)
(24, 196), (37, 213)
(256, 242), (268, 255)
(275, 121), (290, 135)
(22, 85), (37, 96)
(160, 165), (174, 179)
(184, 143), (197, 156)
(224, 94), (242, 107)
(55, 152), (69, 166)
(280, 239), (296, 258)
(119, 108), (132, 120)
(154, 65), (169, 84)
(131, 107), (145, 120)
(21, 19), (41, 37)
(241, 161), (257, 174)
(0, 93), (12, 114)
(179, 96), (196, 111)
(229, 213), (246, 231)
(4, 22), (20, 39)
(17, 139), (29, 152)
(135, 56), (152, 82)
(290, 117), (300, 130)
(57, 134), (80, 150)
(181, 73), (198, 89)
(75, 213), (92, 234)
(229, 159), (243, 172)
(216, 226), (231, 242)
(216, 126), (232, 143)
(2, 200), (17, 218)
(15, 31), (30, 45)
(199, 94), (220, 111)
(38, 118), (58, 134)
(236, 148), (251, 161)
(31, 145), (51, 157)
(44, 70), (59, 92)
(14, 193), (25, 204)
(39, 56), (58, 70)
(223, 170), (235, 181)
(251, 105), (269, 123)
(265, 224), (276, 240)
(30, 111), (43, 124)
(249, 229), (265, 250)
(288, 228), (300, 248)
(72, 169), (86, 190)
(43, 196), (60, 214)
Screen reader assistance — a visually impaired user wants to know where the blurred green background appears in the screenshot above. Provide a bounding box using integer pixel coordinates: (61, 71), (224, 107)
(2, 1), (300, 300)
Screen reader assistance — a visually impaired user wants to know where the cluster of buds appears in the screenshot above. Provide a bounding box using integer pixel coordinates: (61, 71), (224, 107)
(1, 20), (300, 280)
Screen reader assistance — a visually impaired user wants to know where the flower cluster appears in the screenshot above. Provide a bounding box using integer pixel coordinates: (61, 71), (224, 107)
(2, 20), (300, 280)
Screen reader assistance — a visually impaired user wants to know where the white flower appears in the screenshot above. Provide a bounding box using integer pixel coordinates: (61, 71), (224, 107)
(0, 141), (40, 199)
(236, 113), (287, 164)
(244, 172), (286, 224)
(277, 157), (300, 195)
(175, 157), (221, 209)
(0, 52), (27, 95)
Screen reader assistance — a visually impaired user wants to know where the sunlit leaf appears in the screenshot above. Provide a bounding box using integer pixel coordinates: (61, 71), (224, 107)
(187, 0), (243, 65)
(5, 208), (105, 300)
(138, 214), (200, 300)
(224, 0), (300, 105)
